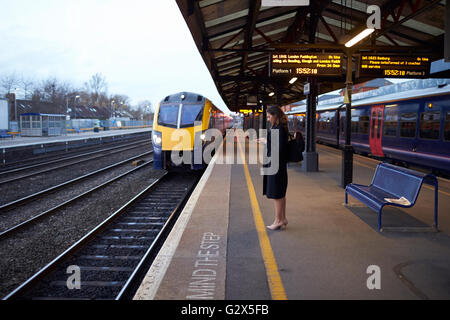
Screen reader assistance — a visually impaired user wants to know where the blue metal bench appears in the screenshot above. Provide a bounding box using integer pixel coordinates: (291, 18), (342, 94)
(345, 163), (438, 232)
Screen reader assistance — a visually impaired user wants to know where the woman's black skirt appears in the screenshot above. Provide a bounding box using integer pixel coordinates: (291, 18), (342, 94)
(263, 163), (288, 200)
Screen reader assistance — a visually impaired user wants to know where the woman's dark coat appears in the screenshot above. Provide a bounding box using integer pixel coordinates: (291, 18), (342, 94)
(263, 124), (289, 200)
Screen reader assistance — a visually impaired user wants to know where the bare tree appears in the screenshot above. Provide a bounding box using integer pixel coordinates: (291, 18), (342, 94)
(137, 100), (154, 120)
(137, 100), (153, 112)
(1, 71), (153, 120)
(20, 76), (35, 100)
(33, 78), (74, 113)
(85, 73), (108, 106)
(109, 94), (132, 118)
(0, 72), (19, 95)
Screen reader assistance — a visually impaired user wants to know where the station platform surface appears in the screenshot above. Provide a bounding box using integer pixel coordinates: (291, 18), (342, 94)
(0, 128), (152, 148)
(134, 137), (450, 300)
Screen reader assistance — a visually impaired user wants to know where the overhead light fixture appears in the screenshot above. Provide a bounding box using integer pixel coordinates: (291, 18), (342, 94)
(289, 77), (298, 85)
(345, 28), (375, 48)
(269, 92), (275, 97)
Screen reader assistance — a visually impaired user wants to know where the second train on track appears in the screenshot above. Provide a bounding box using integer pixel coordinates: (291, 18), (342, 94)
(285, 81), (450, 175)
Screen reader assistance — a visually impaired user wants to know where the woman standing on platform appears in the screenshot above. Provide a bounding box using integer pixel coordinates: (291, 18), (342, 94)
(259, 106), (289, 231)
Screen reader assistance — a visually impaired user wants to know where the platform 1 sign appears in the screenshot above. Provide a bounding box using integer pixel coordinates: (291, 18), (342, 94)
(270, 53), (344, 77)
(358, 55), (431, 78)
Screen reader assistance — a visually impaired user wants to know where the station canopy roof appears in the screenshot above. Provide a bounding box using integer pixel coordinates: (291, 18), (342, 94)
(176, 0), (448, 112)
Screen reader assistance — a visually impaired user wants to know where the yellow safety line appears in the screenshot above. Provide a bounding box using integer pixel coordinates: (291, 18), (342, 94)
(237, 140), (288, 301)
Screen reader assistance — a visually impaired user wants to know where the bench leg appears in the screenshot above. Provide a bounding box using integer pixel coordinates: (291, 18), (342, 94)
(345, 191), (348, 205)
(378, 210), (383, 232)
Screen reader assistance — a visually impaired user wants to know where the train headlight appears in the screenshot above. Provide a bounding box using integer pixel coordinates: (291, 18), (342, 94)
(200, 133), (207, 141)
(152, 131), (162, 147)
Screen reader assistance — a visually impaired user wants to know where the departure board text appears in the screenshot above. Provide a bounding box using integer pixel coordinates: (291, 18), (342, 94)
(270, 53), (344, 77)
(358, 55), (431, 78)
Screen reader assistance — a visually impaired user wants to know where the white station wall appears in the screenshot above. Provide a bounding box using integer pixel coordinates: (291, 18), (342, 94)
(0, 99), (9, 130)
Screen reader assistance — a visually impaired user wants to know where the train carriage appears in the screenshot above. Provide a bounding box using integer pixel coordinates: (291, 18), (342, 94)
(287, 82), (450, 175)
(152, 92), (231, 170)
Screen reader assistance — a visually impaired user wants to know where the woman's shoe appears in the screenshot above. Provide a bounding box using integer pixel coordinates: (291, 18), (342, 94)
(283, 219), (289, 227)
(267, 223), (286, 231)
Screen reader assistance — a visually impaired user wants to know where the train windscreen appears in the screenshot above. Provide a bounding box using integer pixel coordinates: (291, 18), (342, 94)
(158, 104), (179, 128)
(180, 104), (204, 128)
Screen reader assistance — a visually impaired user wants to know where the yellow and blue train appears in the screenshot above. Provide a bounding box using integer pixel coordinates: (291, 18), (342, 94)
(152, 92), (232, 170)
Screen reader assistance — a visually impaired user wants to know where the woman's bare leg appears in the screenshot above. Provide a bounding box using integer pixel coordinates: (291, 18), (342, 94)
(267, 199), (285, 230)
(274, 199), (283, 224)
(281, 197), (288, 226)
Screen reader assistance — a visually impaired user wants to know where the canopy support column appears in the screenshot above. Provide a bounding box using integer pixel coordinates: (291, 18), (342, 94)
(342, 51), (354, 188)
(302, 78), (318, 172)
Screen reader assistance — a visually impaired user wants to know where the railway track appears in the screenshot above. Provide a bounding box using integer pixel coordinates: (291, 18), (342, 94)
(0, 132), (151, 172)
(0, 157), (154, 240)
(3, 172), (199, 300)
(0, 150), (154, 211)
(0, 140), (152, 186)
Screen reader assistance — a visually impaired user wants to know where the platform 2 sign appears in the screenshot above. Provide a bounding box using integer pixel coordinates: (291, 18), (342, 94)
(357, 55), (431, 78)
(269, 53), (344, 77)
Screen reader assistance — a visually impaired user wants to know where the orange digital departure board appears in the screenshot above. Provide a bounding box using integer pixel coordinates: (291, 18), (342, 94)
(358, 55), (431, 78)
(270, 53), (344, 77)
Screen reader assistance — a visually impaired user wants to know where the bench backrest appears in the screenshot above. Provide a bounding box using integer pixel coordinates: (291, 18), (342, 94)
(372, 163), (426, 204)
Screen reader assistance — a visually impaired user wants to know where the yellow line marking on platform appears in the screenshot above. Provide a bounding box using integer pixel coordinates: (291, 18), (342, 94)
(237, 140), (288, 301)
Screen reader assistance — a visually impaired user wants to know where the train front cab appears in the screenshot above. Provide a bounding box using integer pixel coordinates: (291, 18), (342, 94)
(152, 93), (226, 171)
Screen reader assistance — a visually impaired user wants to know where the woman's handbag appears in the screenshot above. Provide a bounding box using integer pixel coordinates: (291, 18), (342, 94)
(286, 134), (304, 163)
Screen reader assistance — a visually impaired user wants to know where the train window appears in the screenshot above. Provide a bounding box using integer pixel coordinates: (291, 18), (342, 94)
(419, 111), (441, 140)
(209, 112), (214, 128)
(371, 111), (376, 139)
(384, 109), (398, 137)
(294, 116), (305, 131)
(359, 116), (369, 135)
(377, 111), (382, 139)
(180, 104), (204, 128)
(445, 112), (450, 141)
(329, 114), (336, 131)
(318, 114), (329, 132)
(384, 122), (397, 137)
(400, 113), (417, 138)
(288, 116), (294, 132)
(351, 116), (359, 134)
(158, 104), (179, 128)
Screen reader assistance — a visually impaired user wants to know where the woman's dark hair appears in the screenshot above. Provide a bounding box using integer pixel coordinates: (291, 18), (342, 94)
(267, 106), (288, 130)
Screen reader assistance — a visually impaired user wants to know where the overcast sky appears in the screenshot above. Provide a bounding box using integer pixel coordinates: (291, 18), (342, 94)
(0, 0), (229, 112)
